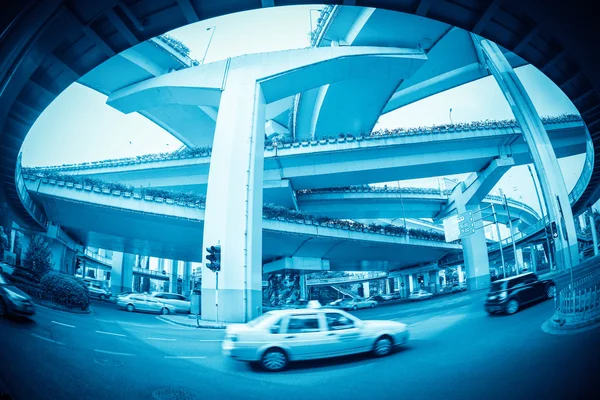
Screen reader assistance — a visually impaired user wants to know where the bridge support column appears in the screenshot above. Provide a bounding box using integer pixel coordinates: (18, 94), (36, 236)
(459, 204), (491, 291)
(201, 77), (266, 323)
(476, 36), (579, 270)
(530, 245), (537, 273)
(385, 278), (390, 295)
(362, 282), (370, 298)
(111, 252), (135, 294)
(588, 207), (598, 256)
(183, 262), (192, 297)
(170, 260), (179, 293)
(299, 275), (307, 299)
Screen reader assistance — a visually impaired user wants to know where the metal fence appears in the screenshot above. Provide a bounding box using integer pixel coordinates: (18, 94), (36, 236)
(559, 284), (600, 315)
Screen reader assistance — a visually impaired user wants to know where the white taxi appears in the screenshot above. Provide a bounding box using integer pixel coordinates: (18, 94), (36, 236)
(222, 302), (409, 371)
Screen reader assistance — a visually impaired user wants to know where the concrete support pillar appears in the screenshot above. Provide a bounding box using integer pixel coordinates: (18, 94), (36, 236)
(361, 282), (369, 298)
(530, 244), (537, 273)
(408, 275), (414, 292)
(458, 204), (491, 291)
(170, 260), (179, 293)
(476, 36), (579, 270)
(515, 247), (524, 273)
(183, 262), (192, 297)
(385, 279), (390, 295)
(111, 252), (135, 294)
(299, 275), (307, 299)
(158, 258), (165, 273)
(588, 207), (599, 256)
(201, 77), (266, 323)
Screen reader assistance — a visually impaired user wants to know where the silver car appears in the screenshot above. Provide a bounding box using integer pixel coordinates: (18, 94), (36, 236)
(116, 294), (174, 314)
(340, 297), (378, 310)
(150, 292), (191, 313)
(222, 307), (409, 372)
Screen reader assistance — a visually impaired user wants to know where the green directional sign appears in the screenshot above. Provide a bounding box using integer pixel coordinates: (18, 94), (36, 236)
(457, 211), (475, 238)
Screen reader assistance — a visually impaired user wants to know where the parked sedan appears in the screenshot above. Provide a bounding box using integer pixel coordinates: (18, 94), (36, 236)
(150, 292), (191, 313)
(340, 297), (378, 310)
(222, 306), (409, 371)
(408, 290), (433, 301)
(116, 294), (174, 314)
(0, 272), (35, 317)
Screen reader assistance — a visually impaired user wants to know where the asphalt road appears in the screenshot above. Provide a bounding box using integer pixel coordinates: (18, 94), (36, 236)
(1, 294), (598, 400)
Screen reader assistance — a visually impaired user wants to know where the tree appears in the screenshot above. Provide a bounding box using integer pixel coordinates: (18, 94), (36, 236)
(0, 227), (9, 261)
(23, 234), (53, 278)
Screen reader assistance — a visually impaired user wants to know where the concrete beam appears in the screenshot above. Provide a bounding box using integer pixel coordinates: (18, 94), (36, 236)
(176, 0), (199, 23)
(265, 120), (290, 136)
(343, 8), (376, 45)
(263, 257), (330, 275)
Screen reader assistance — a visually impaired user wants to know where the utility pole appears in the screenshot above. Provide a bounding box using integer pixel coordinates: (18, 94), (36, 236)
(528, 165), (554, 271)
(503, 194), (520, 276)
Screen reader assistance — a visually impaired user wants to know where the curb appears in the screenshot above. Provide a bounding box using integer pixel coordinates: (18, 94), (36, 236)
(158, 315), (227, 329)
(542, 316), (600, 335)
(33, 301), (93, 315)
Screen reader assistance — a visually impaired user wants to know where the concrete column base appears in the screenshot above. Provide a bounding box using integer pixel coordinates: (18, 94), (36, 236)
(201, 288), (262, 323)
(466, 274), (490, 292)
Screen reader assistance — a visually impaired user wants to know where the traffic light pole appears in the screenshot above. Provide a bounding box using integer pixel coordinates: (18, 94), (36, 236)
(215, 271), (219, 324)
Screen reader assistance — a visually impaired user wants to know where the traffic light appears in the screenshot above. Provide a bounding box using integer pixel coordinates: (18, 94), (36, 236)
(551, 221), (558, 238)
(205, 245), (221, 273)
(75, 258), (82, 271)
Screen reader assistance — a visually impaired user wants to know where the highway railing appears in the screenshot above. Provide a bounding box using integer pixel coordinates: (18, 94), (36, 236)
(84, 248), (112, 266)
(307, 272), (388, 286)
(15, 153), (48, 230)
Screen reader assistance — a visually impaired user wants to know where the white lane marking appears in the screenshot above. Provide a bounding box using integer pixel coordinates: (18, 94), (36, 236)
(164, 356), (206, 359)
(95, 330), (126, 337)
(31, 333), (65, 345)
(147, 337), (177, 341)
(196, 339), (222, 342)
(94, 349), (135, 357)
(96, 319), (115, 323)
(155, 316), (215, 330)
(51, 321), (75, 328)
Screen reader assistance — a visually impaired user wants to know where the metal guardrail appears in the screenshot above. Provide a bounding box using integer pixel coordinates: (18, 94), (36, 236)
(132, 266), (182, 280)
(559, 284), (600, 315)
(84, 248), (112, 266)
(307, 272), (388, 285)
(15, 153), (48, 229)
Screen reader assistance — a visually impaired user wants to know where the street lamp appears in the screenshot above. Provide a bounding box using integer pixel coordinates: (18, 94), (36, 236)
(201, 26), (216, 65)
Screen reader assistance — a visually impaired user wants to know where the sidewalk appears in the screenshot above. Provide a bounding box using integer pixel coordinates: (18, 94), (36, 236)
(158, 314), (228, 329)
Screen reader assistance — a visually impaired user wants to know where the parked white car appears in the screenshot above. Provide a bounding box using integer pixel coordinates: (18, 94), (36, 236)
(340, 297), (378, 310)
(150, 292), (190, 313)
(408, 290), (433, 301)
(222, 307), (409, 371)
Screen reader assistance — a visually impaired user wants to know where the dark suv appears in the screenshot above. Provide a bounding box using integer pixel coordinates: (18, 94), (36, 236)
(484, 272), (556, 315)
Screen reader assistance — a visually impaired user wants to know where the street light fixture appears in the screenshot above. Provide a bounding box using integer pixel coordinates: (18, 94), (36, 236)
(201, 26), (216, 65)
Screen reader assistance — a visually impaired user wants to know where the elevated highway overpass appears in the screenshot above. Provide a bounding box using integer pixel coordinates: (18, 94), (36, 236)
(23, 174), (461, 271)
(25, 115), (586, 212)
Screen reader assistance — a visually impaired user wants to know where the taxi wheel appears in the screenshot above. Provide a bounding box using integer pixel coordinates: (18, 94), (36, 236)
(126, 304), (135, 312)
(261, 348), (288, 372)
(99, 294), (106, 301)
(352, 305), (358, 311)
(370, 303), (375, 308)
(161, 307), (170, 315)
(373, 336), (393, 357)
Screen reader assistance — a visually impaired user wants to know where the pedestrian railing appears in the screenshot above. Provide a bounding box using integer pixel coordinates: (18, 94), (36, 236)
(558, 284), (600, 315)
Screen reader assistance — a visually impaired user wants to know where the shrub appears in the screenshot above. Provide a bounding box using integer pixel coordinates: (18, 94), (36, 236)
(22, 235), (53, 278)
(40, 271), (90, 310)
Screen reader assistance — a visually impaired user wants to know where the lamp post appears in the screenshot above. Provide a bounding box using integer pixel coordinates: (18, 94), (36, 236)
(502, 193), (520, 276)
(528, 164), (554, 271)
(201, 26), (216, 64)
(491, 204), (506, 278)
(398, 181), (407, 230)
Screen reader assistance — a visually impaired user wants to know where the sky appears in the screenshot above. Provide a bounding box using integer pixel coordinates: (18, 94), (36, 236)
(21, 4), (588, 221)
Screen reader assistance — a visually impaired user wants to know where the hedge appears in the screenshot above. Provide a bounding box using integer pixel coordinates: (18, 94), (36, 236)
(40, 271), (90, 310)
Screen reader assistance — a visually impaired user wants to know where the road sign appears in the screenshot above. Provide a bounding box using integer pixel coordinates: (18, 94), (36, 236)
(443, 215), (460, 242)
(457, 211), (476, 238)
